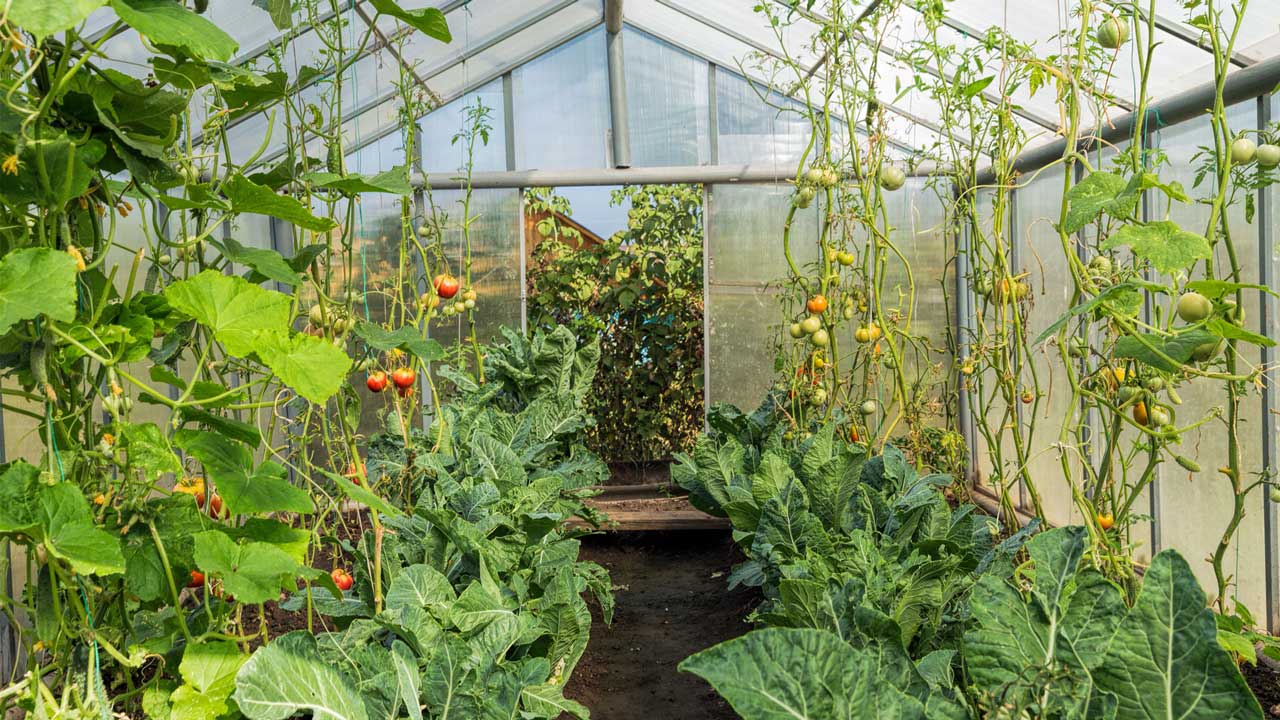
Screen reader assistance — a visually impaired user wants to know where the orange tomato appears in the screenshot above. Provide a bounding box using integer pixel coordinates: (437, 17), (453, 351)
(806, 295), (829, 314)
(1132, 401), (1149, 426)
(1097, 513), (1115, 530)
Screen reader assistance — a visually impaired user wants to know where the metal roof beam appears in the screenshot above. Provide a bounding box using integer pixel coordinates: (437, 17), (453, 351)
(413, 161), (941, 190)
(973, 50), (1280, 186)
(1138, 8), (1252, 68)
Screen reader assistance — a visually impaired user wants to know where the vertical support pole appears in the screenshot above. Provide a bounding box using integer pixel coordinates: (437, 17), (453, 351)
(708, 63), (719, 165)
(519, 190), (529, 336)
(1138, 125), (1162, 556)
(702, 184), (713, 431)
(0, 380), (10, 679)
(604, 0), (631, 169)
(1008, 188), (1026, 510)
(1258, 93), (1279, 633)
(954, 184), (977, 487)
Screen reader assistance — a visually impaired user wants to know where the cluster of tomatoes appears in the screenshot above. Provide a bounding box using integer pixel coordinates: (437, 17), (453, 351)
(366, 366), (416, 398)
(424, 273), (478, 319)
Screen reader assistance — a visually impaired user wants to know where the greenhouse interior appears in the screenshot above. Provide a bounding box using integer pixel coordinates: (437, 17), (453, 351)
(1, 0), (1280, 717)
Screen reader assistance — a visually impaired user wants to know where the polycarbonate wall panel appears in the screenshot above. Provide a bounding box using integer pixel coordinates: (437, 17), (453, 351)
(706, 184), (821, 411)
(716, 70), (813, 168)
(1153, 103), (1266, 613)
(420, 79), (508, 174)
(879, 179), (953, 428)
(430, 189), (523, 345)
(624, 29), (712, 167)
(969, 189), (1013, 495)
(512, 28), (610, 170)
(1012, 167), (1087, 530)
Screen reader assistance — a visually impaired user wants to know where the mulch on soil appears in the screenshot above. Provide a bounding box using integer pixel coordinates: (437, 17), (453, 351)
(563, 530), (758, 720)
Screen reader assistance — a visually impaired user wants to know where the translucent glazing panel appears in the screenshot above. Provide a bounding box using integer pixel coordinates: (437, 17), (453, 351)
(1013, 166), (1087, 529)
(624, 29), (711, 167)
(969, 188), (1014, 496)
(394, 0), (569, 74)
(430, 189), (523, 345)
(419, 79), (508, 174)
(512, 28), (610, 170)
(707, 184), (821, 410)
(1153, 103), (1267, 613)
(626, 0), (821, 72)
(1153, 0), (1279, 65)
(716, 70), (813, 167)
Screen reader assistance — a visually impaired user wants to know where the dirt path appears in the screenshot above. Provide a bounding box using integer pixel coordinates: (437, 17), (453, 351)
(564, 530), (757, 719)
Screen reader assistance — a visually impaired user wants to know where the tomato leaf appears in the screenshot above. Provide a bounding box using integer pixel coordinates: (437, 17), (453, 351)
(1100, 221), (1212, 276)
(1205, 318), (1276, 348)
(0, 248), (79, 336)
(1185, 279), (1280, 300)
(322, 469), (402, 518)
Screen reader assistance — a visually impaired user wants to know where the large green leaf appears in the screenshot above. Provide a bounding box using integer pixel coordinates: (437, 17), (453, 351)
(193, 530), (298, 604)
(215, 237), (303, 287)
(680, 627), (938, 719)
(252, 329), (352, 404)
(0, 248), (79, 335)
(0, 461), (42, 536)
(223, 173), (337, 232)
(39, 483), (126, 576)
(305, 166), (413, 196)
(0, 135), (103, 206)
(119, 422), (182, 480)
(110, 0), (238, 60)
(234, 631), (368, 720)
(164, 270), (291, 357)
(1101, 221), (1212, 276)
(353, 321), (444, 362)
(366, 0), (451, 41)
(7, 0), (107, 41)
(177, 430), (314, 515)
(1113, 329), (1219, 372)
(385, 564), (456, 617)
(170, 641), (248, 720)
(1063, 171), (1132, 234)
(1093, 550), (1263, 719)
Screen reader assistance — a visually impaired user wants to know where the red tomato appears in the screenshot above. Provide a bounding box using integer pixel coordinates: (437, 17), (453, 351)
(433, 274), (460, 299)
(344, 462), (366, 486)
(366, 371), (388, 393)
(196, 493), (226, 519)
(187, 570), (205, 588)
(331, 568), (354, 591)
(391, 367), (415, 389)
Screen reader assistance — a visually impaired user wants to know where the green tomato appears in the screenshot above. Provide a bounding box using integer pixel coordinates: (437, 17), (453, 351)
(1117, 385), (1139, 403)
(1231, 137), (1258, 165)
(1144, 376), (1165, 392)
(1191, 339), (1224, 363)
(803, 168), (825, 185)
(1270, 486), (1280, 503)
(1175, 291), (1212, 323)
(789, 323), (805, 339)
(1088, 255), (1112, 275)
(860, 400), (878, 416)
(1096, 16), (1130, 49)
(308, 304), (326, 327)
(800, 315), (823, 334)
(879, 164), (906, 191)
(812, 388), (828, 405)
(1148, 406), (1171, 428)
(1257, 144), (1280, 168)
(810, 329), (830, 347)
(836, 251), (855, 266)
(158, 254), (173, 266)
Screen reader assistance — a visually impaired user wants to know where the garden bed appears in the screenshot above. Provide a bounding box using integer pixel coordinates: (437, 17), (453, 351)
(563, 530), (758, 719)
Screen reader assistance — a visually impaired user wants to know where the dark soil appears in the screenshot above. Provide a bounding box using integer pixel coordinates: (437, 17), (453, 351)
(563, 530), (758, 720)
(607, 460), (671, 486)
(1242, 662), (1280, 717)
